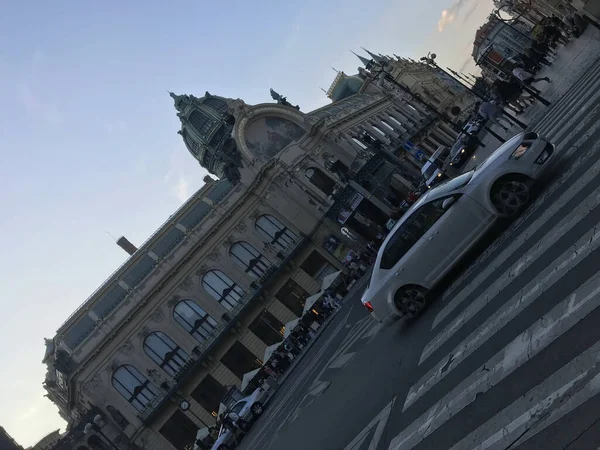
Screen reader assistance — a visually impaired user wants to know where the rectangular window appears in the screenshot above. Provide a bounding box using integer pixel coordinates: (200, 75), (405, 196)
(300, 250), (337, 282)
(220, 341), (262, 380)
(275, 279), (308, 317)
(63, 315), (96, 349)
(159, 409), (198, 450)
(151, 228), (185, 259)
(191, 375), (227, 417)
(92, 283), (127, 319)
(249, 310), (284, 345)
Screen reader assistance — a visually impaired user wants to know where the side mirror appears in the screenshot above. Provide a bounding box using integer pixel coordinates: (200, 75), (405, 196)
(442, 197), (456, 209)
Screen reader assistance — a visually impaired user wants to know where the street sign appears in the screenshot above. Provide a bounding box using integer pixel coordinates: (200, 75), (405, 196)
(402, 141), (415, 151)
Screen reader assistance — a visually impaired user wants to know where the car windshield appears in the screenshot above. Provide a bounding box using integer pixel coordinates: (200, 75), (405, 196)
(428, 170), (475, 196)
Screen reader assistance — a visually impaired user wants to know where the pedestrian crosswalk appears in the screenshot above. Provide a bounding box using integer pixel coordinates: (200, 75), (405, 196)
(385, 56), (600, 449)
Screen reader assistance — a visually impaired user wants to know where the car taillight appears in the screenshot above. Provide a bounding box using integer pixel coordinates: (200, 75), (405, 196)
(364, 301), (374, 313)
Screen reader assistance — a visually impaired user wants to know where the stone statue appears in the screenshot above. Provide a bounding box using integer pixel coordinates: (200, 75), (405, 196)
(107, 405), (130, 429)
(269, 88), (300, 110)
(43, 338), (54, 362)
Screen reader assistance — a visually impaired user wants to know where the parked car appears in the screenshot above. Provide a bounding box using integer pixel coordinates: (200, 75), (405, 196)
(361, 132), (554, 321)
(448, 132), (482, 168)
(421, 146), (451, 188)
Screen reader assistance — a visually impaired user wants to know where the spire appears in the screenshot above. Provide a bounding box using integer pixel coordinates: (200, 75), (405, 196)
(361, 47), (387, 64)
(169, 92), (188, 111)
(351, 50), (372, 67)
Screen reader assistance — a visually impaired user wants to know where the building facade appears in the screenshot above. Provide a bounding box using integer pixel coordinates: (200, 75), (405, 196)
(29, 430), (62, 450)
(43, 86), (435, 449)
(0, 427), (23, 450)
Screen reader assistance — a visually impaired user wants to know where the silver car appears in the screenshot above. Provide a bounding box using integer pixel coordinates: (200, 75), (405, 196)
(362, 132), (554, 322)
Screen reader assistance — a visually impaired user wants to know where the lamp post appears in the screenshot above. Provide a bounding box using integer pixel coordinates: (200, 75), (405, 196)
(83, 414), (119, 450)
(180, 399), (209, 428)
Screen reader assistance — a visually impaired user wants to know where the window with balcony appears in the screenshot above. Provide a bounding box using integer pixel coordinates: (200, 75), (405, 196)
(143, 331), (189, 377)
(202, 270), (245, 311)
(229, 241), (271, 279)
(255, 215), (298, 252)
(191, 374), (227, 417)
(111, 365), (158, 412)
(173, 300), (218, 344)
(249, 309), (284, 345)
(275, 279), (309, 317)
(220, 341), (262, 379)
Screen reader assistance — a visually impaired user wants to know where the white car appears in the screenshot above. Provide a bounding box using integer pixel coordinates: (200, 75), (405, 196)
(362, 132), (555, 322)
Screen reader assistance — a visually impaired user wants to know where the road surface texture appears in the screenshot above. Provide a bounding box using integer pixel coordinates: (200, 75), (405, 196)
(239, 30), (600, 450)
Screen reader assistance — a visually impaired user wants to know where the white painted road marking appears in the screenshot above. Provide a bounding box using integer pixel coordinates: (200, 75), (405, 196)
(389, 273), (600, 449)
(342, 397), (396, 450)
(406, 223), (600, 410)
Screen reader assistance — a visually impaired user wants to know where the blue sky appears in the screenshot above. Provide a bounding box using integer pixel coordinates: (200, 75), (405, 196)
(0, 0), (493, 445)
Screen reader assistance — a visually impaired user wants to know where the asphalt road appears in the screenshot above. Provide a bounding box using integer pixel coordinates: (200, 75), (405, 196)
(239, 35), (600, 450)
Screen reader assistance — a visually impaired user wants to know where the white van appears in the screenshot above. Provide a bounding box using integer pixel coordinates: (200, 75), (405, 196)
(421, 146), (450, 188)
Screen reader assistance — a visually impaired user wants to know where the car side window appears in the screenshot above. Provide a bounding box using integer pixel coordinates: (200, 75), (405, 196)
(380, 198), (449, 270)
(230, 402), (246, 414)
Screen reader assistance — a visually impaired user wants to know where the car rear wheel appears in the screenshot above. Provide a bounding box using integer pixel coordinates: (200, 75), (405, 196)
(218, 445), (230, 450)
(394, 286), (428, 319)
(251, 402), (264, 417)
(491, 177), (531, 217)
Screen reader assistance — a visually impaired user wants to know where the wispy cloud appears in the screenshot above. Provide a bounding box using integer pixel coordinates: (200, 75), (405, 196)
(103, 120), (128, 135)
(438, 0), (472, 32)
(163, 150), (199, 203)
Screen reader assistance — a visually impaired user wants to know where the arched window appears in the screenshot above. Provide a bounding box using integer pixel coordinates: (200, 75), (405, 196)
(389, 115), (403, 128)
(372, 125), (386, 136)
(87, 435), (107, 450)
(352, 138), (368, 150)
(189, 110), (214, 137)
(305, 168), (336, 196)
(202, 270), (245, 311)
(111, 365), (158, 412)
(143, 331), (189, 377)
(173, 300), (218, 343)
(229, 242), (271, 278)
(256, 215), (298, 251)
(381, 120), (395, 131)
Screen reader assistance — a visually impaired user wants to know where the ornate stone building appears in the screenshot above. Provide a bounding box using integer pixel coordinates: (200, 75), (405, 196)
(43, 86), (436, 450)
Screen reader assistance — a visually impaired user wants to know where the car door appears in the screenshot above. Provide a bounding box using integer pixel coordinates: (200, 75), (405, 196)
(414, 195), (490, 284)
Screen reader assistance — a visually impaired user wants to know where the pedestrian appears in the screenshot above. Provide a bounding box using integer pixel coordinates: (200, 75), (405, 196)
(512, 66), (551, 95)
(476, 101), (513, 133)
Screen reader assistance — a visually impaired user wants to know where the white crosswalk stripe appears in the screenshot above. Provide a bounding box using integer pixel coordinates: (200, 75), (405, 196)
(387, 57), (600, 449)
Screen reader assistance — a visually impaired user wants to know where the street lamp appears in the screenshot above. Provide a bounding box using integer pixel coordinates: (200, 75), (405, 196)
(180, 399), (209, 428)
(83, 414), (119, 450)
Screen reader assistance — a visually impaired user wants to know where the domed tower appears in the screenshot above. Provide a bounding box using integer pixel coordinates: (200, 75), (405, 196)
(171, 91), (243, 182)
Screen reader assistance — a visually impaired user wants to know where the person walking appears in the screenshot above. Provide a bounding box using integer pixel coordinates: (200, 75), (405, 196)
(476, 101), (514, 133)
(512, 66), (551, 94)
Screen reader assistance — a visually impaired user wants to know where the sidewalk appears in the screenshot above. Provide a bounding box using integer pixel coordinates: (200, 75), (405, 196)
(275, 272), (371, 386)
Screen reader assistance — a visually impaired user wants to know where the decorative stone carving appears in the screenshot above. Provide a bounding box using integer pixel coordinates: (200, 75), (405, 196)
(195, 264), (208, 277)
(221, 236), (235, 248)
(136, 326), (149, 339)
(167, 295), (181, 307)
(249, 210), (261, 220)
(108, 359), (121, 372)
(208, 251), (220, 261)
(149, 309), (165, 322)
(118, 340), (134, 355)
(235, 222), (247, 233)
(179, 277), (193, 291)
(83, 374), (101, 394)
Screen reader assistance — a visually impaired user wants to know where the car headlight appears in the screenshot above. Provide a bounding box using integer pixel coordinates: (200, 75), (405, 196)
(511, 142), (532, 159)
(461, 148), (466, 154)
(437, 173), (442, 177)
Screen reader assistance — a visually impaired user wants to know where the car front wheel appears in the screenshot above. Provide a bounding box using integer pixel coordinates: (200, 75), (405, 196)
(394, 285), (428, 319)
(218, 445), (230, 450)
(491, 177), (531, 217)
(251, 402), (264, 417)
